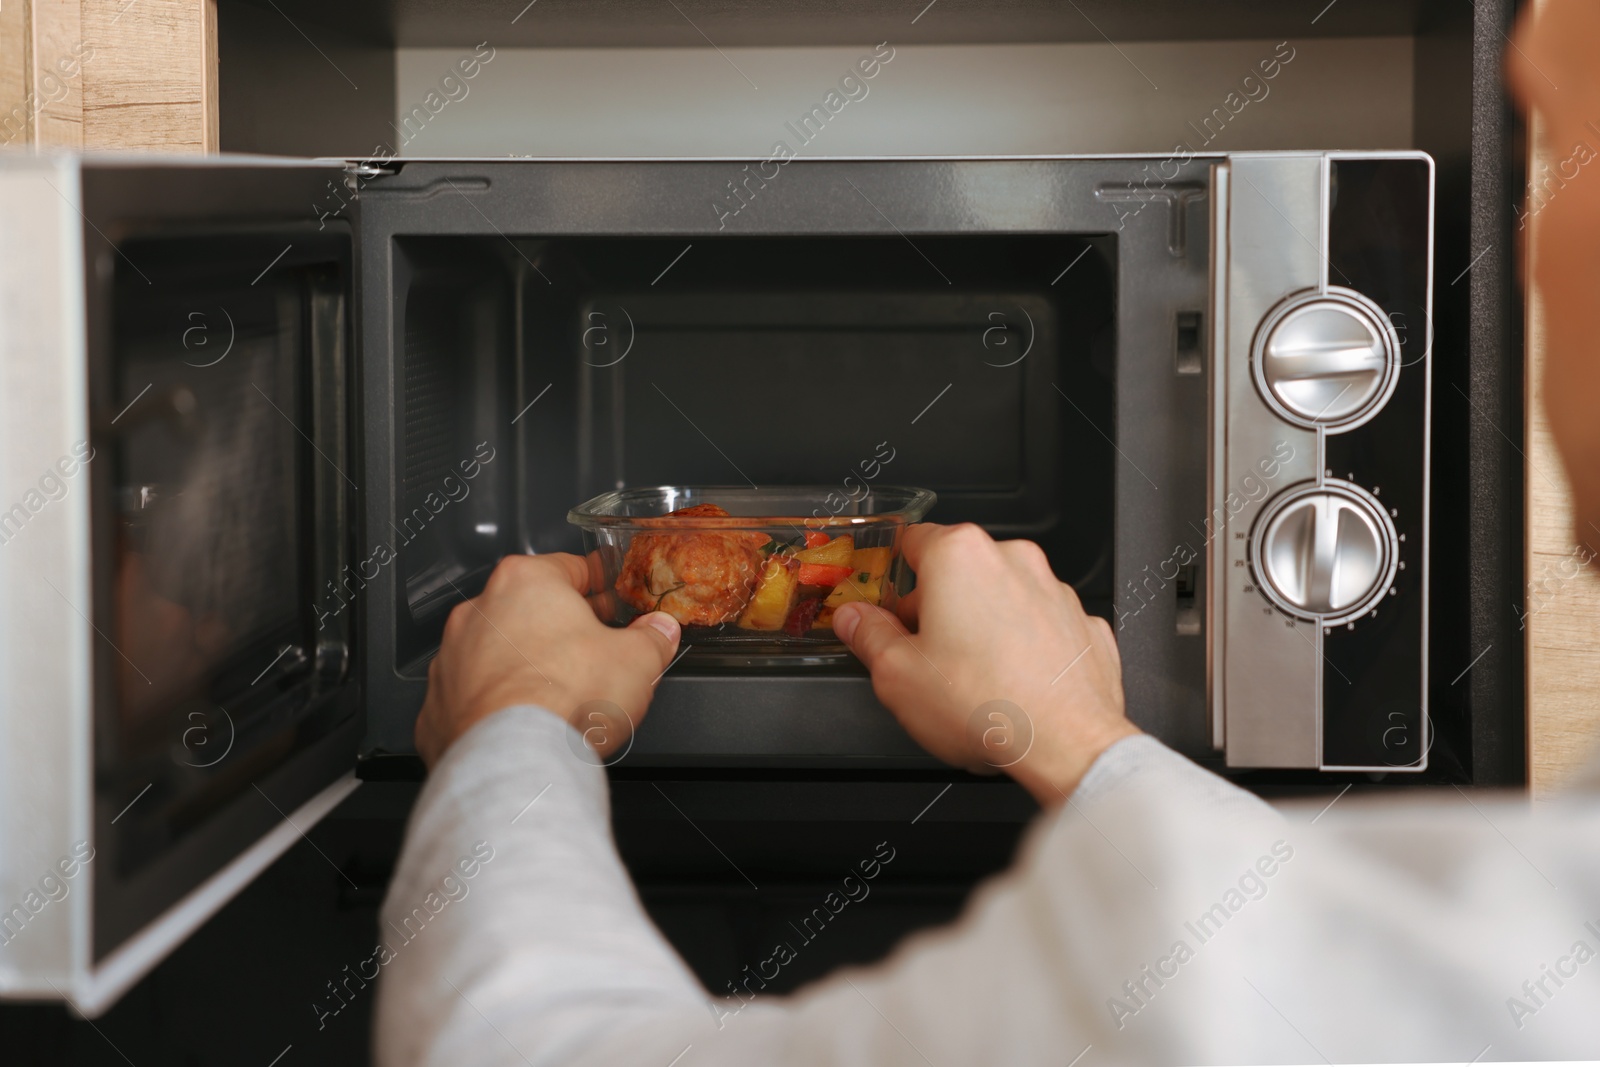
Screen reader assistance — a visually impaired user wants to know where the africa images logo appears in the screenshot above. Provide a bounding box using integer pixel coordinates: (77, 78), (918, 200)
(313, 442), (496, 630)
(711, 42), (897, 230)
(312, 841), (495, 1030)
(0, 441), (95, 548)
(1105, 840), (1295, 1030)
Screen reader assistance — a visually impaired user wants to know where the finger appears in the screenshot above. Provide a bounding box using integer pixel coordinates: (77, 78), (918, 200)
(482, 552), (593, 601)
(414, 693), (440, 768)
(621, 611), (682, 677)
(584, 549), (610, 595)
(833, 602), (914, 674)
(538, 552), (596, 595)
(587, 588), (623, 624)
(892, 585), (922, 630)
(896, 523), (947, 573)
(443, 597), (474, 642)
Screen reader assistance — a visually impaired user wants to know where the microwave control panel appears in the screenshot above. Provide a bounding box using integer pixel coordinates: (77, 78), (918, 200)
(1209, 152), (1432, 772)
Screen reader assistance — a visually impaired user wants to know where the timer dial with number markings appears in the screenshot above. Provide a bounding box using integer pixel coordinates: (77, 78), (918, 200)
(1249, 481), (1398, 625)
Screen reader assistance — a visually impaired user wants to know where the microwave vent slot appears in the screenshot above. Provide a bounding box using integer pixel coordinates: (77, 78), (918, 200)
(401, 297), (464, 586)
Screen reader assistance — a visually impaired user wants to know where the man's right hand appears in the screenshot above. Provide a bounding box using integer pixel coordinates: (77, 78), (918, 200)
(831, 523), (1138, 805)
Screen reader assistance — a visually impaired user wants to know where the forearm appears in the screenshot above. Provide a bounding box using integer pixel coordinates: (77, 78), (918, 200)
(568, 735), (1291, 1067)
(375, 717), (1596, 1065)
(373, 706), (705, 1067)
(372, 722), (1278, 1066)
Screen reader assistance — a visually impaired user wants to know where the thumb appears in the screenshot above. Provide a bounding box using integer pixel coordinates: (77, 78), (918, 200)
(624, 611), (681, 679)
(833, 602), (913, 674)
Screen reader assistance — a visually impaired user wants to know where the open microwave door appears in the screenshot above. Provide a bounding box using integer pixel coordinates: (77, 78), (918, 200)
(0, 155), (362, 1016)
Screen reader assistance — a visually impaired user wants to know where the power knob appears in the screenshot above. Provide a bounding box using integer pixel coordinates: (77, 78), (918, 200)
(1253, 288), (1401, 430)
(1250, 481), (1398, 624)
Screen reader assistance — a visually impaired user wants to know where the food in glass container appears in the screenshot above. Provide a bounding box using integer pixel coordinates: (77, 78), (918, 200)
(567, 486), (935, 654)
(613, 504), (768, 626)
(733, 527), (894, 636)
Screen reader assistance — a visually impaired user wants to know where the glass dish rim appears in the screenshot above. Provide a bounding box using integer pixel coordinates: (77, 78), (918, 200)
(567, 484), (937, 529)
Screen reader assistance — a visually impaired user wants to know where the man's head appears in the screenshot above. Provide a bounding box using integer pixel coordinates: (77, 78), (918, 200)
(1509, 2), (1600, 548)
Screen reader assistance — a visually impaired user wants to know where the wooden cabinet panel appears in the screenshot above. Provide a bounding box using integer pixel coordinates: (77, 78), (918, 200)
(2, 0), (215, 152)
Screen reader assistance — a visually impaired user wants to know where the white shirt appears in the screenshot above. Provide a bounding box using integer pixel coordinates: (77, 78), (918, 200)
(373, 706), (1600, 1065)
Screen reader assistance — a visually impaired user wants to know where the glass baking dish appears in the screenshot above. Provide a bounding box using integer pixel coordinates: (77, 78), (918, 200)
(568, 485), (936, 664)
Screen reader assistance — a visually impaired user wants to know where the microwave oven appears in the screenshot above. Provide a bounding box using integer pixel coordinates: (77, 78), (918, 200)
(0, 150), (1434, 1013)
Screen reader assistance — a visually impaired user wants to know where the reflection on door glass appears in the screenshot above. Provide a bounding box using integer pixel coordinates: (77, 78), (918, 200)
(116, 333), (301, 732)
(106, 272), (313, 875)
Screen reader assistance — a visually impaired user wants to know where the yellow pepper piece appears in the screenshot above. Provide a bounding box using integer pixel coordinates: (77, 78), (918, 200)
(737, 557), (798, 631)
(815, 547), (893, 628)
(794, 534), (855, 567)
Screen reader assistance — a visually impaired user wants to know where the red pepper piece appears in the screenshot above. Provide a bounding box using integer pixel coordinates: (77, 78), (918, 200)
(803, 531), (831, 549)
(796, 562), (854, 588)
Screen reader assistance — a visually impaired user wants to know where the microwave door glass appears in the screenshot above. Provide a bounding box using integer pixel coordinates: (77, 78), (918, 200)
(94, 230), (357, 961)
(113, 288), (303, 756)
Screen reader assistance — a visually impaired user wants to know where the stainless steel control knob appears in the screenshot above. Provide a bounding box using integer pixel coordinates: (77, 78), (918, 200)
(1251, 482), (1398, 624)
(1253, 288), (1400, 430)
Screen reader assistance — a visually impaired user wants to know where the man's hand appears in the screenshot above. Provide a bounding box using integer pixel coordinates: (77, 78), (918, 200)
(413, 553), (681, 769)
(832, 523), (1138, 805)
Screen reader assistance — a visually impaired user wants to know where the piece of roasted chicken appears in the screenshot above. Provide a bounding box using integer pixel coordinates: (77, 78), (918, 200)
(614, 503), (768, 627)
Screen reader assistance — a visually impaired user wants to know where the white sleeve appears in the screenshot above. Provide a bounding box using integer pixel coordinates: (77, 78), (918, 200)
(375, 710), (1600, 1066)
(371, 706), (707, 1067)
